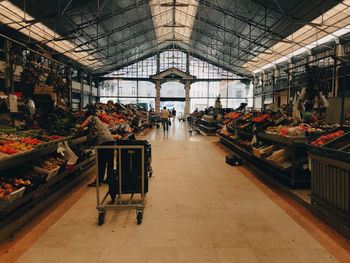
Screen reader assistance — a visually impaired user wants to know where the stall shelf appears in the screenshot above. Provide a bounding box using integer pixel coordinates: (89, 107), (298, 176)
(218, 130), (310, 187)
(0, 136), (87, 172)
(192, 118), (218, 135)
(0, 135), (95, 240)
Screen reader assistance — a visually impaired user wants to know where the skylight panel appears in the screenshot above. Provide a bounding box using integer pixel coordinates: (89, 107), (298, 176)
(150, 0), (198, 44)
(0, 1), (101, 68)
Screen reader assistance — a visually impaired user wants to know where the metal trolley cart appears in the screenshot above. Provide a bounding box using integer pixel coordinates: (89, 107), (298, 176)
(95, 140), (151, 225)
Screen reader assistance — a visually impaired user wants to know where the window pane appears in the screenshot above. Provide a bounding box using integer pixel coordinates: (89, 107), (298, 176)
(191, 99), (207, 112)
(160, 82), (185, 97)
(190, 82), (208, 98)
(118, 80), (137, 97)
(138, 81), (156, 97)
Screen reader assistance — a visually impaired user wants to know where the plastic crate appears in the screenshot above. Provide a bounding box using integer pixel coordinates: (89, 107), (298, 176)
(34, 166), (60, 181)
(0, 187), (25, 214)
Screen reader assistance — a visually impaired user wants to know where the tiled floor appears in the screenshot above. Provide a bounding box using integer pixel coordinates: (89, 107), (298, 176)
(6, 121), (348, 262)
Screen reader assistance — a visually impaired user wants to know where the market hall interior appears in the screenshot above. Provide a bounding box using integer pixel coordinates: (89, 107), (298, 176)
(1, 120), (350, 263)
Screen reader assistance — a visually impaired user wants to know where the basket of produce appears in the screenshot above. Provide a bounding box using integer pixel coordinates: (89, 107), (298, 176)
(0, 185), (25, 214)
(24, 170), (47, 186)
(45, 157), (67, 174)
(34, 161), (60, 181)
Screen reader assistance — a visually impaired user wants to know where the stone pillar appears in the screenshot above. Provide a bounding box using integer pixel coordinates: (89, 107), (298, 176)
(155, 80), (161, 113)
(185, 80), (191, 115)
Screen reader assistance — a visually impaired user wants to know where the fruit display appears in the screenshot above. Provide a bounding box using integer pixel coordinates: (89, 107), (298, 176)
(34, 156), (66, 171)
(311, 130), (345, 146)
(0, 182), (18, 197)
(251, 113), (270, 123)
(0, 101), (150, 218)
(20, 137), (44, 146)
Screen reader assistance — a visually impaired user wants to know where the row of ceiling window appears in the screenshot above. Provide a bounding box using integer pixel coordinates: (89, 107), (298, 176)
(104, 50), (241, 79)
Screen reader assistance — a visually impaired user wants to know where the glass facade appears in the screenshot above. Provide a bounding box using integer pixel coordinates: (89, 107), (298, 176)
(160, 82), (185, 97)
(100, 50), (248, 112)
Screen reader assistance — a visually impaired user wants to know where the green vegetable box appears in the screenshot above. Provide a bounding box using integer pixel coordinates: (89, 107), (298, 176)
(306, 127), (350, 162)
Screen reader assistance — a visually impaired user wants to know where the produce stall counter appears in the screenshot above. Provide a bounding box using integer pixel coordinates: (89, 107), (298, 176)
(219, 134), (253, 157)
(0, 134), (95, 240)
(0, 155), (95, 219)
(191, 118), (218, 135)
(218, 130), (310, 187)
(257, 132), (308, 146)
(0, 155), (95, 240)
(0, 136), (87, 172)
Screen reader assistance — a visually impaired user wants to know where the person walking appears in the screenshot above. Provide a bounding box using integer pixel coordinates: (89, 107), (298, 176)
(76, 104), (115, 187)
(160, 106), (170, 132)
(172, 108), (176, 120)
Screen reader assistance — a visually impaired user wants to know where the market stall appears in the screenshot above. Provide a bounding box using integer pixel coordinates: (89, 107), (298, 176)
(217, 107), (341, 187)
(0, 100), (153, 239)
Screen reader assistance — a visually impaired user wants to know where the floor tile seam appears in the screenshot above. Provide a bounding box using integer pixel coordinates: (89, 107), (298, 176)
(210, 141), (350, 262)
(237, 165), (350, 261)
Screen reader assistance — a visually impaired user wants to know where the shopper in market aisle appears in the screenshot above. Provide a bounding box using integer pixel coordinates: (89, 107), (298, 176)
(76, 104), (115, 187)
(172, 108), (176, 120)
(160, 106), (170, 132)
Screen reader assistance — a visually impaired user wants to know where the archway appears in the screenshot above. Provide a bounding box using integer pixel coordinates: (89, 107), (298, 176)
(151, 68), (196, 114)
(160, 82), (185, 116)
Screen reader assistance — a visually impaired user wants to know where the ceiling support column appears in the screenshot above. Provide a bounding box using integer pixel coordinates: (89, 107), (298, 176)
(156, 53), (160, 74)
(185, 80), (191, 116)
(253, 75), (258, 109)
(136, 80), (139, 104)
(287, 62), (294, 104)
(89, 74), (93, 104)
(186, 52), (190, 74)
(4, 40), (14, 94)
(80, 71), (84, 110)
(155, 80), (161, 113)
(66, 67), (73, 108)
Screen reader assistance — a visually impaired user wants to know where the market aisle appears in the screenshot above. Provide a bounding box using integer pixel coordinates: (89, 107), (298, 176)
(14, 120), (339, 263)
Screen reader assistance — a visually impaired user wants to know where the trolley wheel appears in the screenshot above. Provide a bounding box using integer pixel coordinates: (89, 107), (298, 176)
(136, 211), (143, 225)
(98, 211), (105, 225)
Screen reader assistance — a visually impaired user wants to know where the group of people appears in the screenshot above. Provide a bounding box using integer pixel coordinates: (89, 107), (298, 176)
(160, 107), (176, 132)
